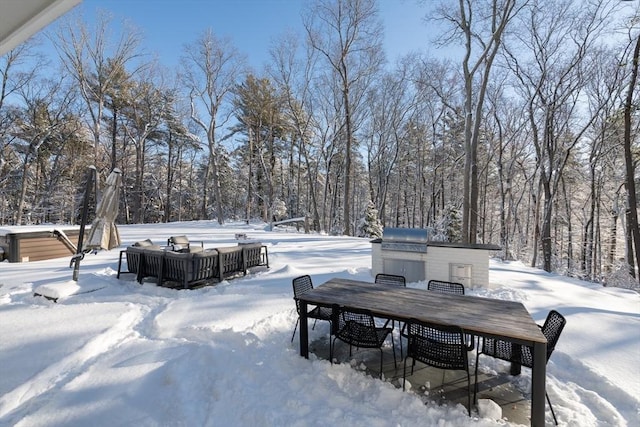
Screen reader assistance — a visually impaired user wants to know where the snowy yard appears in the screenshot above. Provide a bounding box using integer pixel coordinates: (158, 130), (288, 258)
(0, 220), (638, 426)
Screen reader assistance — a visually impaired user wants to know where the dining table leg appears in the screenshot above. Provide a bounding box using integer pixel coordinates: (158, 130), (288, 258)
(299, 300), (309, 358)
(530, 341), (547, 427)
(510, 343), (522, 375)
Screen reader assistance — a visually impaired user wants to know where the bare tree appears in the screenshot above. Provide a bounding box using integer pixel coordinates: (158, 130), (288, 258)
(120, 66), (168, 223)
(268, 30), (324, 232)
(622, 29), (640, 282)
(484, 80), (530, 259)
(363, 60), (418, 226)
(0, 41), (44, 222)
(181, 29), (244, 224)
(433, 0), (523, 243)
(413, 56), (466, 231)
(304, 0), (384, 235)
(580, 48), (627, 280)
(11, 76), (77, 224)
(504, 0), (618, 272)
(52, 11), (144, 168)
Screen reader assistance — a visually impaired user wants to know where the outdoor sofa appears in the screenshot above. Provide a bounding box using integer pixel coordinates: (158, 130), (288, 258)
(117, 239), (268, 288)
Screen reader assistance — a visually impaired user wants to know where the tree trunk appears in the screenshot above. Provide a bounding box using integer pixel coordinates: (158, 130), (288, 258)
(342, 68), (352, 236)
(111, 107), (118, 171)
(623, 34), (640, 281)
(164, 130), (173, 223)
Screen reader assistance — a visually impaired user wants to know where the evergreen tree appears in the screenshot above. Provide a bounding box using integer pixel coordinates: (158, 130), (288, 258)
(358, 200), (383, 238)
(272, 198), (287, 221)
(431, 205), (462, 242)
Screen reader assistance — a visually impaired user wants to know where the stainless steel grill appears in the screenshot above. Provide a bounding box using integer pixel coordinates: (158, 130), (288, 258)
(380, 228), (429, 253)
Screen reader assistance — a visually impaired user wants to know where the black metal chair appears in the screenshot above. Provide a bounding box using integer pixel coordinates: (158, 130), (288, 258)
(474, 310), (567, 425)
(330, 306), (396, 379)
(403, 318), (472, 416)
(291, 275), (333, 343)
(375, 273), (406, 355)
(375, 273), (406, 287)
(427, 279), (465, 295)
(426, 279), (474, 351)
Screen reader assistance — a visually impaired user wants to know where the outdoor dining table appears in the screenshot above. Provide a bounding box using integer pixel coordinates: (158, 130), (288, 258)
(297, 277), (548, 427)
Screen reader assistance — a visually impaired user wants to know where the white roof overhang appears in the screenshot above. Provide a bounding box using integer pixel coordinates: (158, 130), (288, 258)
(0, 0), (82, 55)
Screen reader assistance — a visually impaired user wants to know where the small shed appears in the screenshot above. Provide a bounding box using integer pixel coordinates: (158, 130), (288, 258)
(0, 226), (82, 262)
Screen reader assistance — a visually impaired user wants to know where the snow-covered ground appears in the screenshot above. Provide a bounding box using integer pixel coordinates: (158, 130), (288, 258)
(1, 221), (638, 426)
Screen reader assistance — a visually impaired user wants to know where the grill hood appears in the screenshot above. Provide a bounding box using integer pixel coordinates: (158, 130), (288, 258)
(380, 228), (431, 253)
(382, 227), (430, 243)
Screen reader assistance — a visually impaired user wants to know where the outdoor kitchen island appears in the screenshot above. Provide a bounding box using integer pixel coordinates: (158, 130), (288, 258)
(371, 228), (501, 288)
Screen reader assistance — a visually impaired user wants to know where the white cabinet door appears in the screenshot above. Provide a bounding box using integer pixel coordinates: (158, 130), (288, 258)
(449, 263), (472, 287)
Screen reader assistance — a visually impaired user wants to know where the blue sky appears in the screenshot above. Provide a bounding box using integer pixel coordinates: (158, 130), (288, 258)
(66, 0), (439, 70)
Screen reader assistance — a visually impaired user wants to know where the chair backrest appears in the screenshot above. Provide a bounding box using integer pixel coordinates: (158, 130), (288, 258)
(375, 273), (406, 287)
(427, 280), (465, 295)
(517, 310), (566, 368)
(405, 319), (468, 370)
(292, 275), (314, 315)
(336, 307), (380, 346)
(541, 310), (566, 360)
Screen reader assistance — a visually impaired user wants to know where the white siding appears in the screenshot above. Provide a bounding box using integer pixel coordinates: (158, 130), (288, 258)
(425, 247), (490, 289)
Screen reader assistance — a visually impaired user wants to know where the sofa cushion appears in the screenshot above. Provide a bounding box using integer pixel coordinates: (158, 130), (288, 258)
(133, 239), (155, 247)
(216, 246), (242, 254)
(192, 248), (218, 258)
(169, 235), (190, 245)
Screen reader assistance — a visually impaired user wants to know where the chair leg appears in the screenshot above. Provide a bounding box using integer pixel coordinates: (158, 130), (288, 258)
(329, 336), (335, 365)
(547, 392), (558, 425)
(466, 370), (471, 416)
(398, 322), (403, 361)
(291, 318), (299, 343)
(399, 322), (409, 360)
(473, 345), (482, 404)
(403, 356), (409, 391)
(390, 331), (397, 369)
(386, 320), (404, 361)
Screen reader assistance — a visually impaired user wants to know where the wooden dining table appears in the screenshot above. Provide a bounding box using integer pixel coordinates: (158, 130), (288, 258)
(297, 277), (548, 427)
